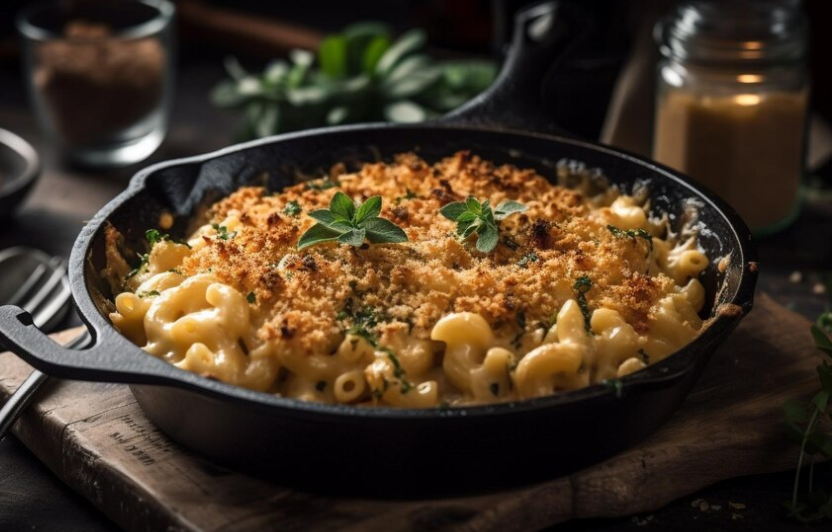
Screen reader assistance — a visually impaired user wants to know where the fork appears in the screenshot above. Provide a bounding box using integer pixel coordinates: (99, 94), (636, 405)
(0, 253), (88, 441)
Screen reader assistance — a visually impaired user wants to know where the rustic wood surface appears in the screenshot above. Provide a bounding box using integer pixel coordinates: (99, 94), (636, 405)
(0, 293), (824, 532)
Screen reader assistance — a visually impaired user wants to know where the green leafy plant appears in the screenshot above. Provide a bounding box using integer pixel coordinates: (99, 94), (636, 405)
(210, 22), (498, 140)
(783, 311), (832, 523)
(297, 191), (407, 250)
(439, 196), (527, 253)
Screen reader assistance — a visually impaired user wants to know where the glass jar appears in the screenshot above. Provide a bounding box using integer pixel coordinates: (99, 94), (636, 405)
(17, 0), (176, 168)
(652, 0), (809, 235)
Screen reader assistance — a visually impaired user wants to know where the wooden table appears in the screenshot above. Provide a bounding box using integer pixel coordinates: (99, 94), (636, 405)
(1, 56), (831, 531)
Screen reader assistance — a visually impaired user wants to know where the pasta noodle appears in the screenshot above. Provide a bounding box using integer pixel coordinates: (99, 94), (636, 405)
(106, 152), (711, 407)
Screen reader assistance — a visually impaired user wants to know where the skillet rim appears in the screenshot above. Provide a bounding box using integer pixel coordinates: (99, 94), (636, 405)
(68, 122), (758, 420)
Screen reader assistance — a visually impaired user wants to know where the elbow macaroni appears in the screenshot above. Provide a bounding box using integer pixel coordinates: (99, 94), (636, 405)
(108, 152), (712, 408)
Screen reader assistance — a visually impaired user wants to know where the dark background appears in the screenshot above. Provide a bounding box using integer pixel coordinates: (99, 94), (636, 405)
(3, 0), (831, 140)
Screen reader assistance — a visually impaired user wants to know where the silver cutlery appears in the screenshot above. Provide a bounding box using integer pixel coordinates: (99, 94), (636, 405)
(0, 247), (85, 441)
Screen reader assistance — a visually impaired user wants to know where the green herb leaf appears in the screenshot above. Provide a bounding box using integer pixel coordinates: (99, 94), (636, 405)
(354, 195), (382, 223)
(783, 311), (832, 524)
(812, 323), (832, 357)
(375, 29), (427, 76)
(361, 35), (391, 73)
(440, 195), (526, 253)
(297, 194), (407, 250)
(330, 191), (357, 220)
(308, 209), (354, 232)
(439, 201), (468, 221)
(338, 227), (367, 246)
(494, 199), (528, 220)
(318, 35), (348, 79)
(465, 196), (481, 214)
(362, 217), (408, 244)
(211, 22), (497, 141)
(246, 291), (256, 304)
(818, 312), (832, 335)
(297, 223), (343, 250)
(475, 223), (499, 253)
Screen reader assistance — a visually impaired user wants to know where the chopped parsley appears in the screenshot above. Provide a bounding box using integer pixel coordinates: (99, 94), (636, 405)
(638, 348), (650, 364)
(246, 291), (256, 304)
(516, 311), (526, 329)
(607, 225), (653, 252)
(489, 383), (499, 397)
(126, 228), (172, 280)
(604, 378), (623, 398)
(395, 189), (418, 204)
(145, 229), (169, 246)
(168, 268), (183, 275)
(573, 275), (593, 332)
(385, 351), (414, 394)
(283, 201), (302, 216)
(305, 178), (338, 191)
(137, 290), (160, 298)
(126, 253), (149, 280)
(211, 223), (237, 240)
(517, 251), (539, 268)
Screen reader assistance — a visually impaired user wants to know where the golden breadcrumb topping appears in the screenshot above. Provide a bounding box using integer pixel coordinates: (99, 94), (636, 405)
(165, 151), (668, 355)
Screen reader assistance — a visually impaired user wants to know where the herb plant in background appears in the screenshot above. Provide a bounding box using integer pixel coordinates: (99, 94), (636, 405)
(210, 22), (498, 140)
(783, 311), (832, 523)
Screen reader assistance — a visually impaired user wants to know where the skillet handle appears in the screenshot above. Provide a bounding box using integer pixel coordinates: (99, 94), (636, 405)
(440, 1), (589, 135)
(0, 305), (176, 385)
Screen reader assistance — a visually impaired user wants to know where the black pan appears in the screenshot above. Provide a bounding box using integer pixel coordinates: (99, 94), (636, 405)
(0, 2), (757, 497)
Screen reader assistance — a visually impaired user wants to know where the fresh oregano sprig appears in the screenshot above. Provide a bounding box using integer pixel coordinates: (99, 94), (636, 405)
(783, 311), (832, 523)
(439, 196), (527, 253)
(297, 191), (408, 250)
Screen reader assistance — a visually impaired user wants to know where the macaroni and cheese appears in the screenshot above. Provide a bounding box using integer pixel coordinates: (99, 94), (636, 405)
(106, 151), (710, 407)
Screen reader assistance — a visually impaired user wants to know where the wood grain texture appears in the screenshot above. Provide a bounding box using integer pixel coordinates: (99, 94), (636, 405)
(0, 293), (824, 532)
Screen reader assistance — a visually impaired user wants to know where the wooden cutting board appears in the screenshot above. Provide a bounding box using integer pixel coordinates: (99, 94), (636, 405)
(0, 293), (825, 532)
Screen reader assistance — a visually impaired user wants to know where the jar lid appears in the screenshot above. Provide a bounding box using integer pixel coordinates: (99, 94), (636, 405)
(656, 0), (808, 66)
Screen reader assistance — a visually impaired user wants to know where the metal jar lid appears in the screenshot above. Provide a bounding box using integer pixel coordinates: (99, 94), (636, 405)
(656, 0), (808, 67)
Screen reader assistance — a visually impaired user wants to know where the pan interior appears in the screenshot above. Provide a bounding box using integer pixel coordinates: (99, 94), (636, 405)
(82, 124), (748, 393)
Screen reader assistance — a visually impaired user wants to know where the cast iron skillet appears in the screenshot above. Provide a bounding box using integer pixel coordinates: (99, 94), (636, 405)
(0, 2), (757, 497)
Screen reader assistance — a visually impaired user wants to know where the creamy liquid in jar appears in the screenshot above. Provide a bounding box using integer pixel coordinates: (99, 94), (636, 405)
(652, 0), (809, 234)
(654, 88), (807, 229)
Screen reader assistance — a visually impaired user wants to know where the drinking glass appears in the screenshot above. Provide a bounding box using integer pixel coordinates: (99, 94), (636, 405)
(17, 0), (175, 168)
